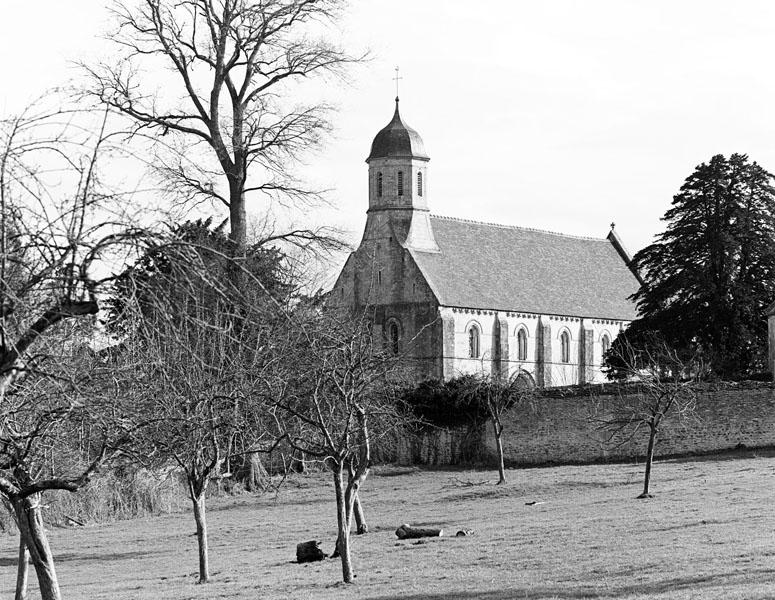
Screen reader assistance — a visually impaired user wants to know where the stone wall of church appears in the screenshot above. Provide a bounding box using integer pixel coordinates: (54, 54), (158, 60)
(330, 219), (443, 380)
(441, 309), (626, 387)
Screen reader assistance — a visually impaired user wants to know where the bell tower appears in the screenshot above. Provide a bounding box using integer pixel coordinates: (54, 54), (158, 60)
(363, 97), (439, 252)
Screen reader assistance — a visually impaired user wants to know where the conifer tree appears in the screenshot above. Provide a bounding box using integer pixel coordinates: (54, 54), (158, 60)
(613, 154), (775, 378)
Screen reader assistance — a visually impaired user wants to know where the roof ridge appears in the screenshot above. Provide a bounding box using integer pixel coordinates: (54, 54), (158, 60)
(429, 214), (607, 241)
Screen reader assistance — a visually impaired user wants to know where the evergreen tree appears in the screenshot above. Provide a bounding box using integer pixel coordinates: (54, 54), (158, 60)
(614, 154), (775, 378)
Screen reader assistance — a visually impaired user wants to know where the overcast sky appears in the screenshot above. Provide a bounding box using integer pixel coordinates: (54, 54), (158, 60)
(2, 0), (775, 267)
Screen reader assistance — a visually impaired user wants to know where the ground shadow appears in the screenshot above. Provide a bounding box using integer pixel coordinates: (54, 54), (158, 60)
(55, 549), (165, 563)
(366, 569), (775, 600)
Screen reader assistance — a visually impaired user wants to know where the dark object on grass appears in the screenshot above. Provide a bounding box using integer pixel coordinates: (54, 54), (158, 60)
(525, 501), (545, 506)
(455, 529), (474, 537)
(637, 493), (654, 499)
(296, 541), (326, 563)
(395, 524), (443, 539)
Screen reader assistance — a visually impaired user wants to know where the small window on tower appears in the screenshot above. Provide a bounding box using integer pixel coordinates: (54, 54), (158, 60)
(377, 172), (383, 197)
(417, 171), (423, 196)
(397, 171), (404, 196)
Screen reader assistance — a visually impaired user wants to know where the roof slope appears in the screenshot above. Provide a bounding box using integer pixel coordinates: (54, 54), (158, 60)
(408, 216), (640, 320)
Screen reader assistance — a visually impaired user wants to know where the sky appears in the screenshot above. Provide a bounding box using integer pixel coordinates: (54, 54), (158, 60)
(2, 0), (775, 274)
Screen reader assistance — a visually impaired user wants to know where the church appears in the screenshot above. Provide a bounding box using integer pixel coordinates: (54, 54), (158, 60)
(331, 98), (642, 387)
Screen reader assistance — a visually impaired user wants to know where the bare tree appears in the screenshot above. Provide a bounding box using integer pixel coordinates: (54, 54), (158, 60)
(0, 99), (138, 600)
(273, 309), (407, 583)
(593, 336), (699, 498)
(89, 0), (358, 253)
(460, 373), (534, 485)
(0, 343), (128, 600)
(111, 224), (288, 583)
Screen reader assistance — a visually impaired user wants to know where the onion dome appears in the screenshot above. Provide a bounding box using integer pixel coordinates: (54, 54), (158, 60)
(366, 97), (429, 162)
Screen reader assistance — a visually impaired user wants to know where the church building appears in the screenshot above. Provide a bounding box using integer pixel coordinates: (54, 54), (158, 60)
(331, 98), (641, 387)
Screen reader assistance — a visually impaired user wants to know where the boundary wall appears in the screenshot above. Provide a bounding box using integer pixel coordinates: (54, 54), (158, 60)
(395, 382), (775, 466)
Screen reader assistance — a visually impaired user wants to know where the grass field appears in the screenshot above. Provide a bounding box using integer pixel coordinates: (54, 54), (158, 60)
(1, 451), (774, 599)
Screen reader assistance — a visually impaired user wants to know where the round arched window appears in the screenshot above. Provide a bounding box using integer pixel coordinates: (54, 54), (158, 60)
(517, 328), (528, 361)
(386, 320), (400, 355)
(468, 325), (480, 359)
(561, 331), (571, 363)
(601, 334), (611, 364)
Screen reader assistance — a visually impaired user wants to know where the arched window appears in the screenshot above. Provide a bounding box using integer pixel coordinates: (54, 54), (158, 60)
(600, 334), (611, 364)
(468, 325), (480, 358)
(377, 172), (383, 197)
(561, 331), (571, 363)
(517, 328), (527, 361)
(417, 171), (423, 196)
(397, 171), (404, 196)
(387, 321), (400, 355)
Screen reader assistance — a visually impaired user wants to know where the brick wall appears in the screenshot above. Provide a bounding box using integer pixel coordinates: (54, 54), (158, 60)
(399, 382), (775, 466)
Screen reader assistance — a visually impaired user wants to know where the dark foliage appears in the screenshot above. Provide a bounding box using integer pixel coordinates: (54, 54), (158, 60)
(609, 154), (775, 379)
(403, 375), (531, 429)
(105, 217), (293, 332)
(403, 376), (487, 428)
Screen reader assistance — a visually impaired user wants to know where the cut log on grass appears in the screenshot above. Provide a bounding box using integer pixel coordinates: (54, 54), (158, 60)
(395, 524), (443, 539)
(296, 541), (326, 563)
(455, 529), (474, 537)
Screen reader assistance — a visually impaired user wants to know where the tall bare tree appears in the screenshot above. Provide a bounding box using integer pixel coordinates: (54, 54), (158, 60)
(89, 0), (357, 253)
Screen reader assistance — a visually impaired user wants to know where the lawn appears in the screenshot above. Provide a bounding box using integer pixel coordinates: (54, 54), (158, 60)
(1, 451), (774, 599)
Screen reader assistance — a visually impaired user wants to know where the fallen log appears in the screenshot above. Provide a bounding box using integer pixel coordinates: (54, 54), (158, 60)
(395, 524), (443, 539)
(296, 540), (326, 563)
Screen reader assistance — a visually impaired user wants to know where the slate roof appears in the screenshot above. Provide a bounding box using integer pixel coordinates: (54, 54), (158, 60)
(407, 216), (640, 321)
(367, 98), (429, 162)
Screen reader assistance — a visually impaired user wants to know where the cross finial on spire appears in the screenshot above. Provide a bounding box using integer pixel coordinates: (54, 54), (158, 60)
(393, 66), (403, 99)
(610, 222), (616, 231)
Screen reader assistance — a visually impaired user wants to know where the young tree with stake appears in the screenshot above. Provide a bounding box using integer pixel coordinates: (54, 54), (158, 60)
(596, 335), (699, 498)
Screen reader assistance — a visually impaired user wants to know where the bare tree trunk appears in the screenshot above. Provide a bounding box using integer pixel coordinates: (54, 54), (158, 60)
(14, 494), (61, 600)
(228, 176), (247, 254)
(189, 486), (210, 583)
(493, 418), (506, 485)
(640, 425), (658, 498)
(293, 450), (307, 474)
(353, 493), (367, 534)
(245, 453), (269, 492)
(332, 462), (354, 583)
(347, 459), (367, 534)
(15, 535), (28, 600)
